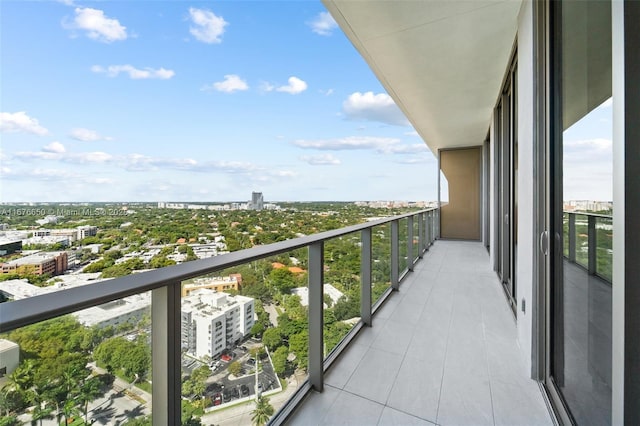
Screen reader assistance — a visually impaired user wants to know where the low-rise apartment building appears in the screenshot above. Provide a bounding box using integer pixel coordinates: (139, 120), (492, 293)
(181, 289), (254, 359)
(181, 274), (242, 297)
(0, 251), (68, 276)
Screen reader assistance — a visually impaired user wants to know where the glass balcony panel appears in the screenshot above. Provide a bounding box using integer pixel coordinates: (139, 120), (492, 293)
(0, 294), (152, 425)
(182, 254), (308, 425)
(595, 216), (613, 282)
(372, 224), (391, 306)
(323, 231), (360, 358)
(575, 214), (589, 268)
(412, 215), (420, 263)
(563, 212), (569, 257)
(398, 218), (408, 275)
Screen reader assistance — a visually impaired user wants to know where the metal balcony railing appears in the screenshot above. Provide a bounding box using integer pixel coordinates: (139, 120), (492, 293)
(0, 208), (439, 425)
(563, 211), (613, 283)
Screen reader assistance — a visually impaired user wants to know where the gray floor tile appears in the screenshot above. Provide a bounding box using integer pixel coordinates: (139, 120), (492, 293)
(386, 348), (444, 422)
(491, 378), (554, 426)
(290, 241), (554, 426)
(378, 406), (437, 425)
(437, 370), (494, 426)
(321, 390), (384, 425)
(325, 342), (369, 389)
(288, 385), (341, 425)
(344, 347), (403, 405)
(371, 318), (416, 356)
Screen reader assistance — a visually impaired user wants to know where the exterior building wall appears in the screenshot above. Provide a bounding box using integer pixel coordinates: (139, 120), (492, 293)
(181, 290), (255, 359)
(181, 276), (241, 297)
(0, 241), (22, 256)
(0, 251), (68, 276)
(0, 340), (20, 380)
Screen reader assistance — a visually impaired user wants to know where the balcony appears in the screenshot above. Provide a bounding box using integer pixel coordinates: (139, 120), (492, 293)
(0, 209), (553, 425)
(288, 240), (553, 425)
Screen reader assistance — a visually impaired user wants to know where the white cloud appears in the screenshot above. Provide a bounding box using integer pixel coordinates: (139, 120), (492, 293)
(384, 144), (429, 155)
(300, 154), (341, 166)
(563, 138), (612, 200)
(68, 7), (127, 43)
(320, 88), (334, 96)
(14, 151), (60, 161)
(259, 81), (275, 93)
(21, 168), (79, 181)
(204, 74), (249, 93)
(394, 155), (434, 164)
(84, 177), (115, 184)
(0, 112), (49, 135)
(65, 152), (113, 164)
(92, 65), (175, 80)
(14, 149), (113, 164)
(69, 127), (113, 142)
(293, 136), (400, 152)
(564, 138), (612, 153)
(308, 11), (338, 36)
(343, 91), (409, 126)
(276, 77), (308, 95)
(404, 130), (419, 136)
(269, 170), (297, 178)
(43, 142), (66, 153)
(189, 7), (228, 44)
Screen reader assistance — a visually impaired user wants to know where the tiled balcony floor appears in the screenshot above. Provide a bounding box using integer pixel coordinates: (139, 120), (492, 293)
(288, 240), (554, 426)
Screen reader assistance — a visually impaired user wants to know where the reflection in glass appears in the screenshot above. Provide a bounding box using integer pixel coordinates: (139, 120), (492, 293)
(553, 1), (613, 423)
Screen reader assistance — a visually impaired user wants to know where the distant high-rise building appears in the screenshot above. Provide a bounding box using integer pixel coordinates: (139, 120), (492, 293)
(249, 192), (264, 211)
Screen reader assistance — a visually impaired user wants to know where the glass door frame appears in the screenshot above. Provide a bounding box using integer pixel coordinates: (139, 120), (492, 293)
(494, 51), (518, 313)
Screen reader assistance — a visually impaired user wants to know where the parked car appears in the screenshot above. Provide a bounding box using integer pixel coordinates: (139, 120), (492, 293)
(232, 387), (240, 398)
(247, 358), (256, 366)
(223, 390), (233, 403)
(221, 354), (232, 362)
(213, 393), (222, 406)
(206, 383), (222, 394)
(240, 384), (250, 396)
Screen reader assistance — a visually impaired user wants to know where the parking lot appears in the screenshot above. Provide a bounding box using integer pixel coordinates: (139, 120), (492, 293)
(182, 343), (280, 407)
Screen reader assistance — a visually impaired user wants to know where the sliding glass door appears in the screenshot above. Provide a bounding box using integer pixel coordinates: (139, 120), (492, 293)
(548, 1), (613, 423)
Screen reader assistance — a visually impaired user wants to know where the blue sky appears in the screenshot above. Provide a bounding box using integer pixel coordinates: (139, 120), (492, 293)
(0, 0), (437, 203)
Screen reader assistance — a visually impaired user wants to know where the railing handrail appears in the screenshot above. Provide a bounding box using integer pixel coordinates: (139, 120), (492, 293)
(0, 208), (436, 333)
(563, 210), (612, 219)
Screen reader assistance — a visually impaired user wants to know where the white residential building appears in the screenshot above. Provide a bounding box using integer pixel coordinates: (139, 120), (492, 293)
(0, 339), (19, 381)
(181, 289), (254, 359)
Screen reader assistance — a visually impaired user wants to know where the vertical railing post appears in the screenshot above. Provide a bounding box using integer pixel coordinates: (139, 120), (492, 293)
(568, 213), (576, 263)
(152, 283), (182, 426)
(391, 220), (399, 291)
(407, 215), (414, 271)
(360, 228), (372, 326)
(588, 215), (597, 275)
(308, 241), (324, 391)
(418, 213), (425, 258)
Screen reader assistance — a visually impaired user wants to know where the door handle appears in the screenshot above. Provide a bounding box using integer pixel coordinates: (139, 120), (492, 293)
(539, 230), (549, 256)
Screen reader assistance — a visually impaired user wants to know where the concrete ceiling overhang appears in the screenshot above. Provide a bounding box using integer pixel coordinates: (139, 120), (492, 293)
(323, 0), (522, 155)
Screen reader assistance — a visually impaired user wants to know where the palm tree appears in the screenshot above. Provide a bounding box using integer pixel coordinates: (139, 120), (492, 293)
(251, 395), (274, 426)
(61, 399), (80, 426)
(30, 403), (54, 426)
(77, 378), (103, 424)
